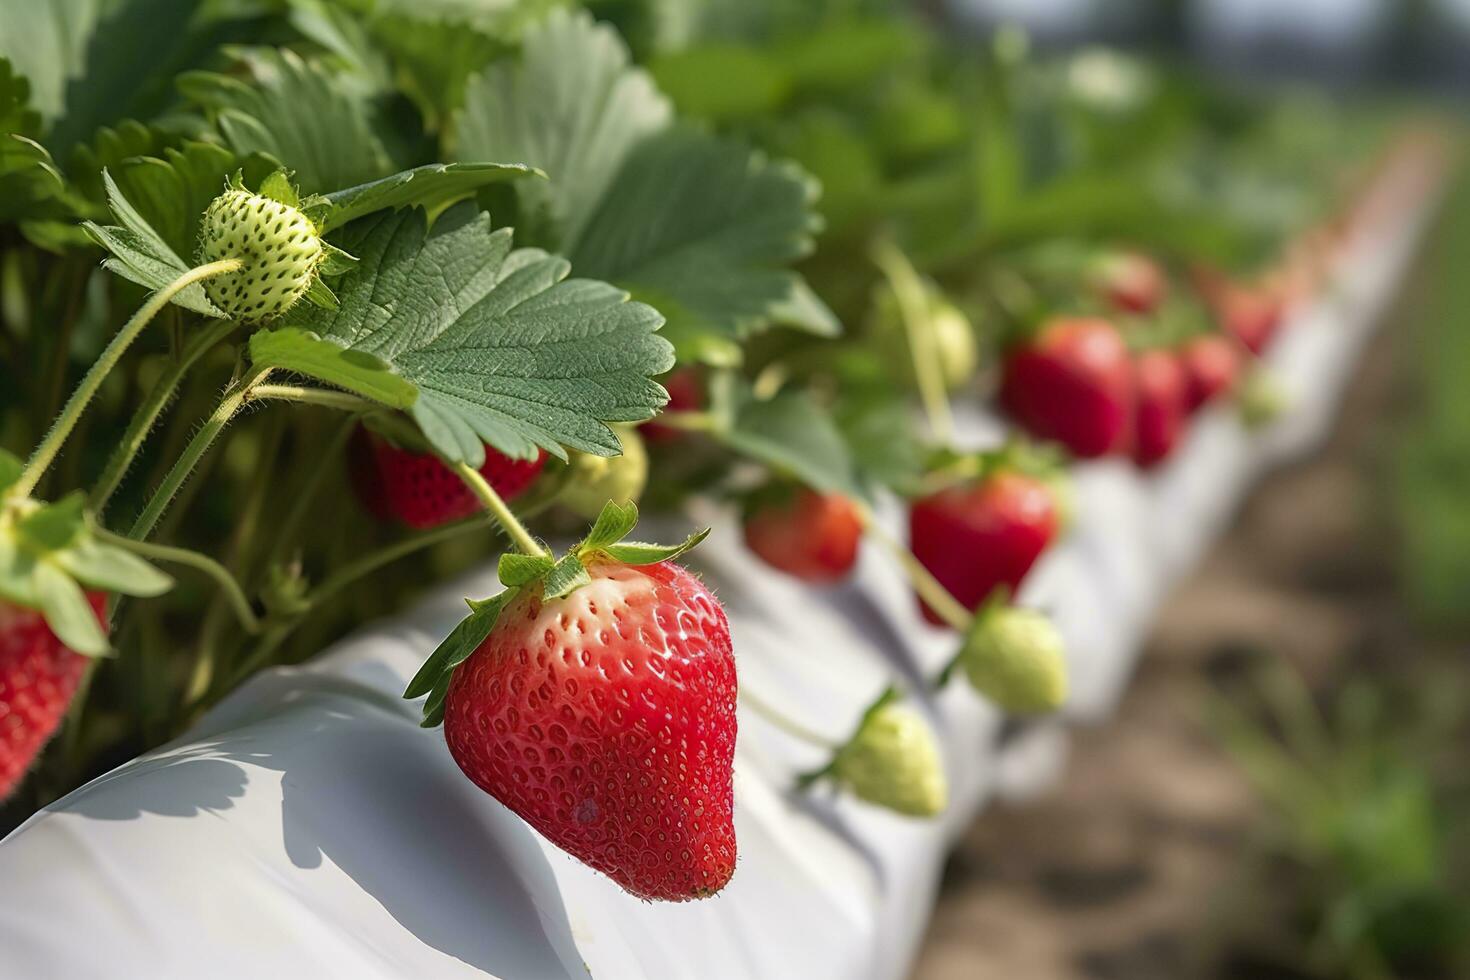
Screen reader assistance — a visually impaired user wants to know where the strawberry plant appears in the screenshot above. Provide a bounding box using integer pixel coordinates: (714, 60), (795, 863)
(0, 0), (1405, 902)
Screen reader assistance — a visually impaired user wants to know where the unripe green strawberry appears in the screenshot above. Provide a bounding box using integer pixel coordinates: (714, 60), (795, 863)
(961, 606), (1068, 714)
(197, 188), (323, 321)
(1237, 367), (1289, 431)
(561, 426), (648, 520)
(831, 695), (947, 818)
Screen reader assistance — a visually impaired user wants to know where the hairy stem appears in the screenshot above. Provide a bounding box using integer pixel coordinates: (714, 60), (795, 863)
(740, 687), (837, 750)
(128, 365), (271, 542)
(453, 462), (547, 557)
(95, 529), (262, 634)
(247, 384), (378, 414)
(90, 317), (239, 515)
(10, 259), (243, 500)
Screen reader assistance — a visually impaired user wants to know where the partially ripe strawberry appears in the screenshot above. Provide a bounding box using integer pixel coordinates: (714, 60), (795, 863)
(1132, 348), (1189, 469)
(0, 594), (106, 801)
(743, 489), (864, 583)
(830, 695), (946, 818)
(197, 188), (323, 321)
(1178, 334), (1241, 412)
(642, 369), (703, 444)
(909, 470), (1059, 627)
(444, 560), (737, 901)
(360, 429), (545, 530)
(999, 317), (1134, 459)
(961, 606), (1067, 714)
(1094, 251), (1167, 314)
(1214, 283), (1283, 356)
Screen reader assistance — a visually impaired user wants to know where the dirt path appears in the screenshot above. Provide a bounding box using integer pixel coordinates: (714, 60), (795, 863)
(911, 298), (1414, 980)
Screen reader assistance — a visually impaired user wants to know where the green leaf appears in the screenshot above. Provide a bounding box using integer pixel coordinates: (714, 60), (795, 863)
(108, 141), (276, 261)
(179, 47), (393, 194)
(648, 44), (790, 122)
(451, 8), (672, 249)
(578, 500), (640, 553)
(84, 170), (221, 316)
(0, 0), (95, 129)
(320, 162), (541, 232)
(247, 328), (418, 409)
(568, 127), (824, 343)
(720, 389), (861, 498)
(601, 527), (710, 567)
(0, 447), (23, 495)
(0, 134), (70, 224)
(367, 13), (506, 131)
(540, 552), (590, 601)
(276, 204), (673, 466)
(405, 588), (516, 726)
(497, 552), (553, 588)
(32, 561), (106, 657)
(53, 539), (172, 597)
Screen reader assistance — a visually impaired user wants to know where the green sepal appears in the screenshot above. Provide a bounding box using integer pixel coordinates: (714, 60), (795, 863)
(0, 495), (174, 656)
(600, 529), (709, 567)
(571, 500), (710, 567)
(318, 241), (358, 277)
(497, 552), (554, 587)
(31, 562), (107, 658)
(258, 168), (301, 208)
(541, 553), (591, 601)
(301, 277), (339, 311)
(404, 589), (517, 726)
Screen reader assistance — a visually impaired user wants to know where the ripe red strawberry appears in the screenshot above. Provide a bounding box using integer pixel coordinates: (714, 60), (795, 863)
(1213, 283), (1283, 355)
(999, 317), (1134, 459)
(443, 559), (737, 901)
(743, 489), (864, 583)
(360, 429), (545, 530)
(1132, 348), (1189, 469)
(1178, 334), (1241, 412)
(642, 368), (703, 444)
(0, 594), (107, 801)
(909, 470), (1059, 627)
(1095, 252), (1167, 314)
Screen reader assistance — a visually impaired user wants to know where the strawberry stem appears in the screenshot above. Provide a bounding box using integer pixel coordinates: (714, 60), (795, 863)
(453, 461), (547, 557)
(741, 688), (837, 750)
(91, 316), (240, 516)
(9, 259), (243, 501)
(95, 528), (261, 635)
(856, 505), (974, 632)
(128, 364), (273, 542)
(871, 238), (954, 446)
(248, 384), (378, 414)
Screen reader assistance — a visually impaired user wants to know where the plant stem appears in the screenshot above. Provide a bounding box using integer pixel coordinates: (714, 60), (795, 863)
(871, 238), (954, 445)
(263, 414), (360, 573)
(741, 687), (838, 750)
(91, 317), (239, 515)
(247, 384), (377, 414)
(95, 529), (262, 634)
(453, 461), (547, 557)
(10, 259), (243, 500)
(856, 504), (974, 632)
(128, 365), (271, 542)
(215, 516), (499, 698)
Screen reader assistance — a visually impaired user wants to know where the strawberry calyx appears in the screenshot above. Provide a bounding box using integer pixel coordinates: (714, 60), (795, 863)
(916, 438), (1069, 498)
(403, 500), (709, 726)
(0, 449), (172, 656)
